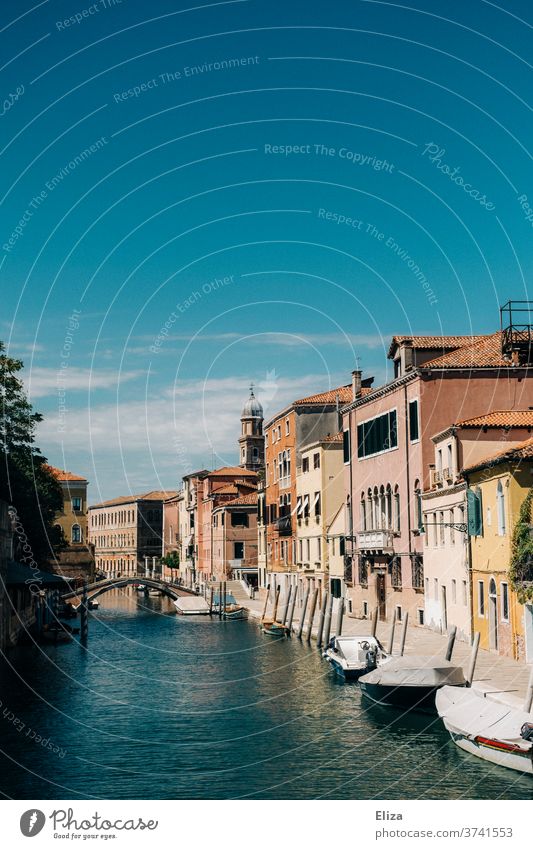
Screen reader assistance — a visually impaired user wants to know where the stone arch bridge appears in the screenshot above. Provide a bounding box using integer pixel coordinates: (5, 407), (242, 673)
(61, 576), (196, 605)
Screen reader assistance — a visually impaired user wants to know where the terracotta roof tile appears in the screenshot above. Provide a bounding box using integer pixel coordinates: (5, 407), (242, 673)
(222, 492), (258, 507)
(422, 332), (524, 369)
(90, 490), (178, 509)
(463, 436), (533, 473)
(322, 432), (344, 443)
(294, 384), (353, 405)
(455, 410), (533, 428)
(207, 466), (257, 477)
(388, 335), (485, 358)
(46, 465), (87, 482)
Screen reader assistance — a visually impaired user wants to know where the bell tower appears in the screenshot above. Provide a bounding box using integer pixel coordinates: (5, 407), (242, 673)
(238, 385), (264, 471)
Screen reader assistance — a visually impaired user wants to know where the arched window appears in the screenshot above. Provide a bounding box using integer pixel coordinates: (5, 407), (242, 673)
(367, 488), (373, 530)
(379, 485), (386, 529)
(373, 487), (379, 530)
(360, 493), (366, 531)
(386, 484), (392, 529)
(72, 524), (82, 543)
(394, 485), (401, 532)
(414, 479), (423, 531)
(496, 481), (506, 535)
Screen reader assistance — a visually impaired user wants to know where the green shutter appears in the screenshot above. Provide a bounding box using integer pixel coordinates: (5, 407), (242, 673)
(467, 488), (482, 536)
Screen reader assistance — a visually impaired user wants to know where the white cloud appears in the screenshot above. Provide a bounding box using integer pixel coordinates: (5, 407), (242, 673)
(36, 372), (348, 499)
(25, 366), (145, 398)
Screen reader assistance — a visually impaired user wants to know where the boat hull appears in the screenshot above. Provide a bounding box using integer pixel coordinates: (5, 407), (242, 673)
(326, 653), (368, 680)
(360, 681), (450, 712)
(262, 622), (289, 636)
(224, 607), (247, 620)
(449, 730), (533, 775)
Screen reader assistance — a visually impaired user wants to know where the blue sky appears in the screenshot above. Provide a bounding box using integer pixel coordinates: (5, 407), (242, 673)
(1, 0), (532, 501)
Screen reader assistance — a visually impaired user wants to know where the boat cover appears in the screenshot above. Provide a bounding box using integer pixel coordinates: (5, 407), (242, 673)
(436, 686), (533, 747)
(213, 594), (237, 605)
(174, 596), (210, 613)
(334, 636), (379, 667)
(360, 656), (466, 688)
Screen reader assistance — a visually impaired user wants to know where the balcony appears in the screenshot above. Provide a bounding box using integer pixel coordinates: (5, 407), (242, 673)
(357, 529), (394, 553)
(274, 515), (292, 535)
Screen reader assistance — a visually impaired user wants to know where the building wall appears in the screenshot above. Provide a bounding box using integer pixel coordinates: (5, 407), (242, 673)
(345, 367), (533, 624)
(421, 484), (471, 642)
(265, 409), (296, 572)
(469, 462), (531, 661)
(296, 440), (344, 601)
(89, 499), (164, 577)
(55, 480), (88, 544)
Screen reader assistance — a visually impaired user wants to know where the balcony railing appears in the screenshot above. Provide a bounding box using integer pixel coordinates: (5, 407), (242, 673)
(275, 515), (292, 535)
(357, 529), (394, 552)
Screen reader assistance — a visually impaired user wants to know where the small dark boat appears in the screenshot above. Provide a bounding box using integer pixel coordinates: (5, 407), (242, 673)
(41, 622), (75, 644)
(359, 655), (466, 712)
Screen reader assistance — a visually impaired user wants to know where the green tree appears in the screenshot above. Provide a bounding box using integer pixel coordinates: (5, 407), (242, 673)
(509, 485), (533, 604)
(0, 341), (64, 565)
(161, 551), (180, 571)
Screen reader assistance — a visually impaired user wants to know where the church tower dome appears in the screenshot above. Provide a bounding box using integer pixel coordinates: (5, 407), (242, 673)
(238, 385), (265, 471)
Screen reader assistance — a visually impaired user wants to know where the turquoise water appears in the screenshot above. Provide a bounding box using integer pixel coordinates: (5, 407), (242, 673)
(1, 590), (532, 800)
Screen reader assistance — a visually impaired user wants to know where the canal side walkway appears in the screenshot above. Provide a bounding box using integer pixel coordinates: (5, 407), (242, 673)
(242, 587), (532, 711)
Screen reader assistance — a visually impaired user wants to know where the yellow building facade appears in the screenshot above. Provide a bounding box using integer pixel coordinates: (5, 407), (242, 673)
(465, 440), (533, 662)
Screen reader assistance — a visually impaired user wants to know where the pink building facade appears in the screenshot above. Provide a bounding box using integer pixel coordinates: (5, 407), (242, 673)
(343, 332), (533, 625)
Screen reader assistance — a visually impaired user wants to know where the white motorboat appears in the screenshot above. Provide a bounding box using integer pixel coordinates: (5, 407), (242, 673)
(173, 596), (211, 616)
(359, 655), (467, 712)
(323, 635), (385, 680)
(436, 686), (533, 775)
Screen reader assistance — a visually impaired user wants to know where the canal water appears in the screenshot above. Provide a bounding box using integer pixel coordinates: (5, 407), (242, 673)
(1, 590), (531, 800)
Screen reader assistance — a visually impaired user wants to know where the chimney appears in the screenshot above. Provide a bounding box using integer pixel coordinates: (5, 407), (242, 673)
(352, 369), (362, 400)
(400, 339), (414, 373)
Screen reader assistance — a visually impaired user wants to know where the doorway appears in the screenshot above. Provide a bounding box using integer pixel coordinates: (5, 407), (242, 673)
(488, 578), (498, 651)
(376, 573), (386, 621)
(441, 585), (448, 633)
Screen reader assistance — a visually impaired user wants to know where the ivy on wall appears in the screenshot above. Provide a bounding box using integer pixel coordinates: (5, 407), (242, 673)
(509, 485), (533, 603)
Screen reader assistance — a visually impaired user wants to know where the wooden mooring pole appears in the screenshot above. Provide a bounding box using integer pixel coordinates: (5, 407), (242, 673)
(334, 594), (345, 638)
(306, 588), (319, 643)
(386, 608), (397, 655)
(218, 581), (223, 619)
(465, 632), (481, 687)
(316, 592), (329, 648)
(272, 586), (281, 622)
(261, 584), (270, 620)
(209, 587), (214, 615)
(80, 581), (88, 644)
(281, 586), (292, 625)
(445, 625), (457, 661)
(370, 606), (378, 639)
(287, 586), (298, 632)
(323, 594), (334, 647)
(297, 587), (310, 639)
(399, 611), (409, 656)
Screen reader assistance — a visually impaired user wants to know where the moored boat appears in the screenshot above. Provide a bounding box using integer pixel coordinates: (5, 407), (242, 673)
(212, 593), (247, 620)
(88, 600), (99, 610)
(41, 622), (75, 643)
(323, 635), (385, 680)
(261, 619), (289, 636)
(436, 686), (533, 774)
(173, 596), (211, 616)
(359, 655), (467, 712)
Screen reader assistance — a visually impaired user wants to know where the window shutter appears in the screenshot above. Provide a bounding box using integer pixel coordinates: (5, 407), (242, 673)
(467, 488), (482, 536)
